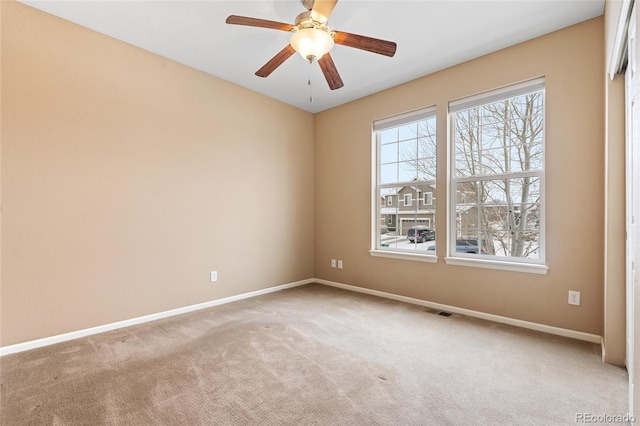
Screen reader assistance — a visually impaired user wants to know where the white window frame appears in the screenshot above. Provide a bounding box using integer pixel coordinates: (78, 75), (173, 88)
(371, 106), (437, 263)
(423, 192), (433, 206)
(403, 193), (412, 206)
(387, 196), (393, 206)
(447, 78), (548, 274)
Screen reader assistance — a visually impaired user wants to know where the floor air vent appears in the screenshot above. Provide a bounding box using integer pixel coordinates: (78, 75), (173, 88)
(424, 308), (453, 317)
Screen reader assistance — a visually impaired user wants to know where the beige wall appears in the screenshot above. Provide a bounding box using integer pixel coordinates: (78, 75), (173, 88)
(0, 2), (315, 346)
(315, 17), (607, 335)
(0, 2), (624, 365)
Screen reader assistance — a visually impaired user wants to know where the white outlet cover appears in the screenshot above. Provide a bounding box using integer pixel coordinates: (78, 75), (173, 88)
(568, 290), (580, 306)
(210, 271), (218, 282)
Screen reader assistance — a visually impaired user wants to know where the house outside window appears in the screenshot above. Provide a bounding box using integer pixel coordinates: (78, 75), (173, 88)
(448, 78), (547, 273)
(372, 107), (437, 259)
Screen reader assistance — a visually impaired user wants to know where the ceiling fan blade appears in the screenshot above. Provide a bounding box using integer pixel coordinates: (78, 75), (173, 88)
(255, 45), (296, 78)
(310, 0), (338, 22)
(225, 15), (294, 32)
(318, 53), (344, 90)
(333, 31), (397, 57)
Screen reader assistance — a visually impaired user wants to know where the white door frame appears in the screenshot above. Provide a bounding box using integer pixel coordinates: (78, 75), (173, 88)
(626, 2), (638, 416)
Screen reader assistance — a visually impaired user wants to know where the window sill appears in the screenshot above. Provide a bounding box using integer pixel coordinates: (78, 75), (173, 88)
(444, 257), (549, 275)
(369, 250), (438, 263)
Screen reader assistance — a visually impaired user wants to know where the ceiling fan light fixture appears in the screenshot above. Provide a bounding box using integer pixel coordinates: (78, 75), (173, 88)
(290, 28), (334, 62)
(226, 0), (396, 90)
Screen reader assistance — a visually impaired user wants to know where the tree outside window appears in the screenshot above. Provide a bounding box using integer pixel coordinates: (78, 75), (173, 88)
(449, 79), (545, 263)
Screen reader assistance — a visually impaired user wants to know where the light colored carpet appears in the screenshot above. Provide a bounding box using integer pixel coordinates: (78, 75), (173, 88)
(0, 283), (630, 425)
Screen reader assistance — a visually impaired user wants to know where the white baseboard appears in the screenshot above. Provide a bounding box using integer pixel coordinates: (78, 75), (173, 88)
(315, 278), (602, 344)
(0, 277), (601, 356)
(0, 279), (313, 357)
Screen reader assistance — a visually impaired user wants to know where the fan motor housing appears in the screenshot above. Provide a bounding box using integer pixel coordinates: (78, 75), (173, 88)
(294, 11), (331, 33)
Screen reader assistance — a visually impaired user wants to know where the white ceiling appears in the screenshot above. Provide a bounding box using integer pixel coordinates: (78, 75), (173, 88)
(20, 0), (604, 113)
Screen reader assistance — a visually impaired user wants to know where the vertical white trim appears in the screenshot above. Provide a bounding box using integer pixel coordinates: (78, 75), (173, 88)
(371, 129), (379, 251)
(626, 2), (638, 416)
(446, 110), (454, 258)
(609, 0), (634, 79)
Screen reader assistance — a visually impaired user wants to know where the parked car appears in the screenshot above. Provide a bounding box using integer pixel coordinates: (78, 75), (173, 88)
(407, 226), (435, 243)
(426, 238), (489, 254)
(456, 238), (488, 254)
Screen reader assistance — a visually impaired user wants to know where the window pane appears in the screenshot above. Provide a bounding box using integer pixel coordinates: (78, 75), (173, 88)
(455, 204), (479, 234)
(399, 139), (417, 161)
(379, 187), (399, 248)
(374, 109), (436, 255)
(456, 182), (478, 205)
(528, 143), (544, 170)
(380, 128), (398, 144)
(418, 136), (436, 159)
(450, 81), (544, 263)
(380, 142), (398, 164)
(398, 161), (418, 182)
(481, 101), (507, 126)
(455, 178), (541, 260)
(380, 163), (398, 184)
(504, 177), (541, 204)
(398, 122), (418, 141)
(417, 158), (437, 180)
(455, 109), (480, 133)
(455, 149), (480, 177)
(481, 124), (505, 150)
(480, 146), (507, 175)
(424, 119), (437, 138)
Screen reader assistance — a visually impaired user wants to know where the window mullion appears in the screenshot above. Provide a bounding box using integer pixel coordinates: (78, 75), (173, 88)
(453, 170), (542, 183)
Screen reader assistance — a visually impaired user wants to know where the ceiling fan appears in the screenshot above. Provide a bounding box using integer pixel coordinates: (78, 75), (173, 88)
(225, 0), (397, 90)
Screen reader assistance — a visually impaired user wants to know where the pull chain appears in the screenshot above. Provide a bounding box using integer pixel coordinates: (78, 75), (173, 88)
(308, 61), (313, 103)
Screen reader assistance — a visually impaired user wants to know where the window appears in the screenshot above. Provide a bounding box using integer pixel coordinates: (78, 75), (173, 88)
(372, 107), (437, 260)
(448, 78), (547, 272)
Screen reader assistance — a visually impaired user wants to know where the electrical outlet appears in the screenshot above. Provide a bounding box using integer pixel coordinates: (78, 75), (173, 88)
(338, 260), (343, 269)
(210, 271), (218, 282)
(568, 290), (580, 306)
(331, 259), (337, 268)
